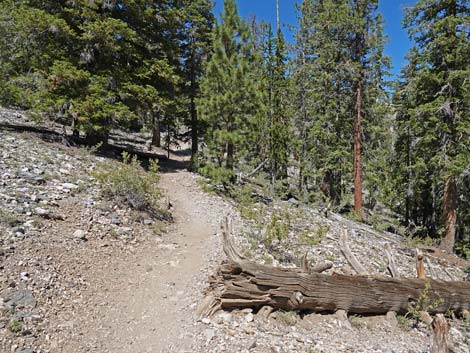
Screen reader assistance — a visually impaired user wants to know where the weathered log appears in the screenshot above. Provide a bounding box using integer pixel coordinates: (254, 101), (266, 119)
(204, 221), (470, 316)
(339, 230), (367, 275)
(417, 249), (426, 279)
(385, 243), (399, 278)
(430, 314), (450, 353)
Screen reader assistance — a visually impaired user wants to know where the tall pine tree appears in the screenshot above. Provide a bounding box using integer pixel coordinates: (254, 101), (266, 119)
(395, 0), (470, 251)
(197, 0), (262, 185)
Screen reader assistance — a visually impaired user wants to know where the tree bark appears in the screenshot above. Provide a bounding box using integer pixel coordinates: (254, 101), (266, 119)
(226, 141), (234, 171)
(190, 47), (198, 162)
(200, 221), (470, 317)
(152, 113), (161, 148)
(431, 314), (450, 353)
(440, 175), (457, 253)
(353, 76), (363, 219)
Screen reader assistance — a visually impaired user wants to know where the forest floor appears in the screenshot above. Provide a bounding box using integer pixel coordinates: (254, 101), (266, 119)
(1, 108), (469, 353)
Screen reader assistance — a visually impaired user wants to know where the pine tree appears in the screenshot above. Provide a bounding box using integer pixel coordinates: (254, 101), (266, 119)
(180, 0), (215, 167)
(197, 0), (262, 185)
(255, 21), (290, 191)
(395, 0), (470, 251)
(292, 0), (389, 212)
(0, 0), (183, 145)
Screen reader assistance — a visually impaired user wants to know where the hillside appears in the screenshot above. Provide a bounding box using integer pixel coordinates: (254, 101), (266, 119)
(0, 109), (469, 353)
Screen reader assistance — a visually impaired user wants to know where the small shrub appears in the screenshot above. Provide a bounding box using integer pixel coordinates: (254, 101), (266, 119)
(349, 315), (366, 329)
(8, 320), (22, 333)
(300, 224), (330, 246)
(276, 310), (298, 326)
(262, 254), (273, 265)
(308, 348), (324, 353)
(93, 152), (164, 218)
(265, 211), (289, 246)
(403, 234), (437, 248)
(397, 315), (412, 331)
(406, 279), (444, 323)
(369, 213), (390, 232)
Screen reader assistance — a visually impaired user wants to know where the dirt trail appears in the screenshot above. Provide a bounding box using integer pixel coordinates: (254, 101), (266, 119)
(73, 158), (222, 352)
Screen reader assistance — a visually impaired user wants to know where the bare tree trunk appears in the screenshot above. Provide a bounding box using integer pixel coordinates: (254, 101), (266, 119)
(152, 113), (161, 148)
(354, 77), (363, 219)
(189, 47), (198, 163)
(440, 175), (457, 253)
(276, 0), (280, 33)
(431, 314), (450, 353)
(226, 141), (234, 171)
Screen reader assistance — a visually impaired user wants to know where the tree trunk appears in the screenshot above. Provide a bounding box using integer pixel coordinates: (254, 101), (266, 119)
(354, 77), (363, 219)
(152, 113), (161, 148)
(431, 314), (450, 353)
(200, 222), (470, 317)
(190, 49), (198, 163)
(85, 129), (108, 147)
(440, 175), (457, 253)
(226, 141), (234, 171)
(276, 0), (280, 33)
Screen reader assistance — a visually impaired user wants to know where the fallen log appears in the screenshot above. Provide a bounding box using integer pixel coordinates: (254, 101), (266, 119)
(200, 220), (470, 317)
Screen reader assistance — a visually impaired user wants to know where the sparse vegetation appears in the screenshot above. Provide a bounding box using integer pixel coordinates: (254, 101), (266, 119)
(8, 320), (22, 333)
(265, 210), (290, 246)
(300, 224), (329, 246)
(93, 152), (167, 219)
(276, 310), (298, 326)
(406, 280), (444, 324)
(403, 234), (437, 249)
(349, 315), (366, 329)
(0, 208), (22, 227)
(397, 315), (412, 331)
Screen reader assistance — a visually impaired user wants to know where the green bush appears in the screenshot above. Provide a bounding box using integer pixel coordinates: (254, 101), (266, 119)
(93, 152), (165, 218)
(265, 211), (289, 246)
(276, 310), (298, 326)
(8, 320), (22, 333)
(406, 280), (444, 323)
(300, 223), (330, 246)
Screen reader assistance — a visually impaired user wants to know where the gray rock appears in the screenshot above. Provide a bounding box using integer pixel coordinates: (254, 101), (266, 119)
(111, 214), (121, 225)
(204, 328), (216, 342)
(73, 229), (87, 240)
(62, 182), (79, 190)
(216, 312), (233, 324)
(34, 207), (49, 217)
(12, 226), (25, 234)
(288, 197), (299, 206)
(20, 349), (35, 353)
(3, 289), (37, 309)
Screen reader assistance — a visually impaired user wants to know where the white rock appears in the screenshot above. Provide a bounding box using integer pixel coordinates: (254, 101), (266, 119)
(62, 182), (78, 189)
(73, 229), (87, 240)
(35, 207), (49, 216)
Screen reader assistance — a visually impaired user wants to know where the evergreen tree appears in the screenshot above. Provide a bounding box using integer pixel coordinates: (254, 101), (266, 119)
(395, 0), (470, 251)
(292, 0), (389, 212)
(197, 0), (262, 185)
(255, 21), (291, 191)
(0, 0), (182, 145)
(180, 0), (215, 166)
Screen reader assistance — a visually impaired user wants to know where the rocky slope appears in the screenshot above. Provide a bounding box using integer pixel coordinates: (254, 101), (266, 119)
(0, 108), (469, 353)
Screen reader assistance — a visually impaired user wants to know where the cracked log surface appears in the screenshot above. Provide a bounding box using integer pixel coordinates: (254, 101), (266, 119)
(202, 221), (470, 316)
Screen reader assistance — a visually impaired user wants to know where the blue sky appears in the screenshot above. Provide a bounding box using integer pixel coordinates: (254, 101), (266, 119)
(213, 0), (417, 78)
